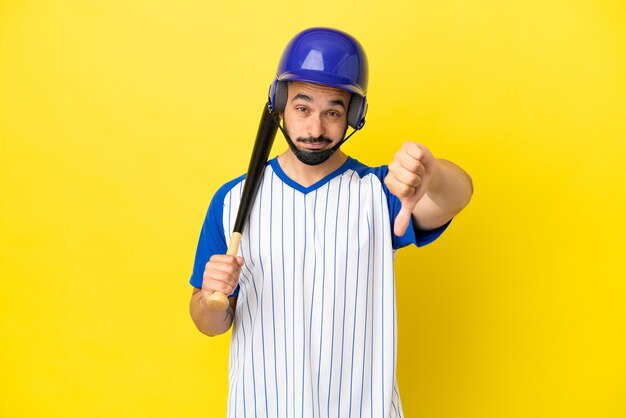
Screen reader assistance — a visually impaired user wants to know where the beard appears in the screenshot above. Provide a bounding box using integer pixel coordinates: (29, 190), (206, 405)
(280, 120), (349, 166)
(283, 121), (345, 150)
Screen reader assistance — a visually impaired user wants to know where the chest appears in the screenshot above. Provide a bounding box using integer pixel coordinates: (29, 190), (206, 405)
(228, 170), (392, 269)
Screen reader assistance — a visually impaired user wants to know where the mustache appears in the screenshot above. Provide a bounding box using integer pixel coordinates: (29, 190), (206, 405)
(296, 136), (333, 144)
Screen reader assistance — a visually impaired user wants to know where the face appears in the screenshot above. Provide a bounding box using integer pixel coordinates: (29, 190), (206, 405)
(282, 81), (351, 152)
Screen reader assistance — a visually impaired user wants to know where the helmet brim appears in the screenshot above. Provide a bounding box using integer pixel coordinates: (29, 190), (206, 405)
(277, 70), (366, 97)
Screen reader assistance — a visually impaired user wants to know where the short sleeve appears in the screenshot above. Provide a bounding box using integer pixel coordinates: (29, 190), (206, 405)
(189, 176), (245, 298)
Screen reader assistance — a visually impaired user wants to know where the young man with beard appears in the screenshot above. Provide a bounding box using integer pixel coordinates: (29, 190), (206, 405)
(189, 27), (473, 418)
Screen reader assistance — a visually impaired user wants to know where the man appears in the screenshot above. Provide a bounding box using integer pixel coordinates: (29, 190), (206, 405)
(189, 27), (472, 418)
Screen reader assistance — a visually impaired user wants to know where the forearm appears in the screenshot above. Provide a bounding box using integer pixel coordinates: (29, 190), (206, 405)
(411, 158), (473, 230)
(427, 159), (473, 213)
(189, 288), (234, 336)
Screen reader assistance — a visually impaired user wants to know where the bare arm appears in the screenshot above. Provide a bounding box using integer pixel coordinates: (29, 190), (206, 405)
(412, 158), (473, 230)
(189, 254), (243, 336)
(189, 288), (237, 336)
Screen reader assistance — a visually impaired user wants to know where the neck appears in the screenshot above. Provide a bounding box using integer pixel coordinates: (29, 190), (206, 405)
(278, 149), (348, 187)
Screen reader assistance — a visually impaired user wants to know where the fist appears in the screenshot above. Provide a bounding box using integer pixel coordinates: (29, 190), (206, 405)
(201, 254), (244, 301)
(384, 142), (436, 236)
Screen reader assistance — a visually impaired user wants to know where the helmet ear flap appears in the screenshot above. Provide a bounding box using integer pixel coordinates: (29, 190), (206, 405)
(347, 94), (367, 129)
(269, 80), (288, 113)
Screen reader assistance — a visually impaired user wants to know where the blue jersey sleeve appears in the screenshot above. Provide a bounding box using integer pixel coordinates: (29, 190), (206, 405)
(364, 164), (451, 250)
(189, 176), (245, 297)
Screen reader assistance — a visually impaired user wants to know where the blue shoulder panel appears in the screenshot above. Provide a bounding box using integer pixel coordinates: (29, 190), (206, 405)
(189, 174), (246, 297)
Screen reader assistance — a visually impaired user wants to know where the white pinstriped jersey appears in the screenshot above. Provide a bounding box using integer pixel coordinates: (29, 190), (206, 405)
(190, 157), (449, 418)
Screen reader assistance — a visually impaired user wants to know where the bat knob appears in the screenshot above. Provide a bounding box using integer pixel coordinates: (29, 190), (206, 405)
(205, 291), (229, 311)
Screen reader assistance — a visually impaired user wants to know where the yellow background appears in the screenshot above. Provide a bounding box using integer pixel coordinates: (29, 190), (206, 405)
(1, 0), (625, 417)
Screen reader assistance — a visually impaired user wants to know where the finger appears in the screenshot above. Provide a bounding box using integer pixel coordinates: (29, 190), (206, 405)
(405, 142), (436, 173)
(385, 173), (417, 199)
(402, 142), (425, 160)
(203, 271), (234, 286)
(398, 154), (425, 176)
(202, 276), (235, 295)
(207, 262), (241, 278)
(206, 255), (243, 274)
(389, 160), (423, 188)
(394, 204), (412, 237)
(203, 264), (239, 291)
(203, 268), (238, 287)
(209, 254), (242, 265)
(394, 148), (426, 174)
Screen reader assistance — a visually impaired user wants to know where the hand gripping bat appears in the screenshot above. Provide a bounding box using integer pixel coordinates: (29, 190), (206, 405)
(205, 103), (278, 311)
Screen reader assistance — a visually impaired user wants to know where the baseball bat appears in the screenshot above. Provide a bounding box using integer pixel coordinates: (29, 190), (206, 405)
(205, 103), (278, 311)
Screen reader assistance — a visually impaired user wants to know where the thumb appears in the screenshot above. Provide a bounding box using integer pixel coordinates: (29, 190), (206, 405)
(394, 203), (412, 237)
(235, 256), (244, 267)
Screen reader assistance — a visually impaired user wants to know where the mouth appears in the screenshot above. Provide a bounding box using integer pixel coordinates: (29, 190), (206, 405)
(297, 137), (332, 151)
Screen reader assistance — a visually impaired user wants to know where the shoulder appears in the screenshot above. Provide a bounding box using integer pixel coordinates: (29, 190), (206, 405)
(344, 157), (389, 182)
(210, 173), (247, 205)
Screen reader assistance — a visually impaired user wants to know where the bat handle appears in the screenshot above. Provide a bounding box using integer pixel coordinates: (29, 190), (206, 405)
(205, 232), (242, 311)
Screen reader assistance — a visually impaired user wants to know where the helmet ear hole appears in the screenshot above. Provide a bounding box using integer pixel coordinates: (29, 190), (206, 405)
(347, 94), (366, 129)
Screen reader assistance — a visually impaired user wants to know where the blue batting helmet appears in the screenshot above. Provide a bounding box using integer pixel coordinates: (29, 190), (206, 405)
(268, 27), (369, 129)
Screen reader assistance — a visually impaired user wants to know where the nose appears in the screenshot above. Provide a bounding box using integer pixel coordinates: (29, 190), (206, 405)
(307, 114), (325, 138)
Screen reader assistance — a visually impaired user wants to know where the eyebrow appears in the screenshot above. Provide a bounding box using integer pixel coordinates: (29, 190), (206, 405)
(292, 93), (347, 110)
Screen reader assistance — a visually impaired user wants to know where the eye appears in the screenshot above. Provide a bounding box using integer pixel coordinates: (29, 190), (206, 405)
(327, 110), (341, 118)
(295, 106), (308, 113)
